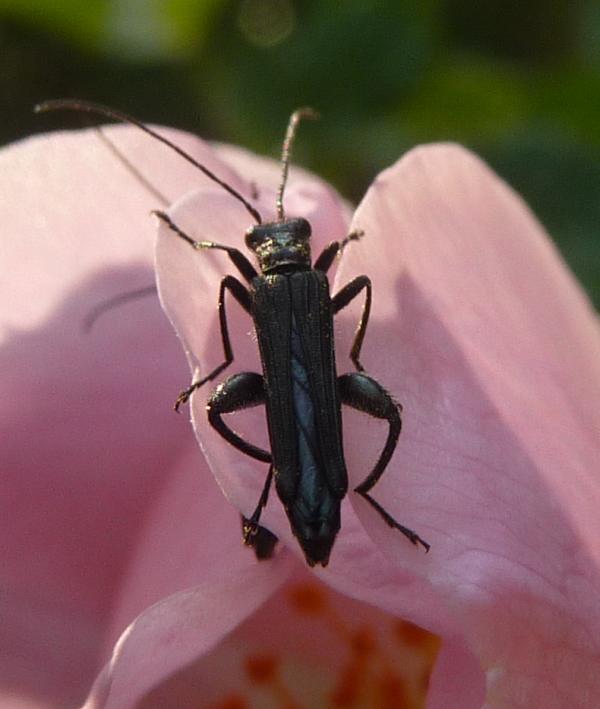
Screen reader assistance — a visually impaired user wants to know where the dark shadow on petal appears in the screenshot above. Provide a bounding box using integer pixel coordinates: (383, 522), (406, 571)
(0, 264), (192, 706)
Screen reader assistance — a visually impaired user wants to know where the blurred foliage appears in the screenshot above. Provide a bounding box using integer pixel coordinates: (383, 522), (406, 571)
(1, 0), (598, 305)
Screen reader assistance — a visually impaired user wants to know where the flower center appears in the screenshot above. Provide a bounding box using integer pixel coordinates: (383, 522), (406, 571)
(208, 582), (440, 708)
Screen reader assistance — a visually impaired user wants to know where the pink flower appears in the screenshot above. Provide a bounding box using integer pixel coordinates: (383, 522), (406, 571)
(2, 121), (599, 708)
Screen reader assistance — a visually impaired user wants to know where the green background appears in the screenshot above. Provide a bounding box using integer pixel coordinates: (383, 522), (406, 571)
(2, 0), (599, 306)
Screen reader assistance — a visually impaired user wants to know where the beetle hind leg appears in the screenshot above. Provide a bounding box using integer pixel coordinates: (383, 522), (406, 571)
(355, 490), (430, 552)
(338, 372), (430, 552)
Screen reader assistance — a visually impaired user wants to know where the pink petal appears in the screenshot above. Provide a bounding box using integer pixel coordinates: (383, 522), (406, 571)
(84, 555), (295, 709)
(156, 126), (600, 706)
(0, 126), (269, 706)
(153, 142), (440, 597)
(154, 141), (469, 622)
(426, 636), (485, 708)
(107, 573), (441, 708)
(334, 144), (600, 706)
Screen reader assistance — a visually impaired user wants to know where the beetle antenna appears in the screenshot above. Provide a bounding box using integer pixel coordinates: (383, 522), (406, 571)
(35, 99), (263, 224)
(94, 126), (170, 206)
(276, 107), (319, 221)
(83, 284), (158, 332)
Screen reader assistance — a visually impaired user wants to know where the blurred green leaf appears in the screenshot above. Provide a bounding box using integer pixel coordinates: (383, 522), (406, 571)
(0, 0), (223, 59)
(0, 0), (108, 51)
(532, 69), (600, 147)
(164, 0), (222, 56)
(488, 131), (600, 306)
(400, 57), (531, 143)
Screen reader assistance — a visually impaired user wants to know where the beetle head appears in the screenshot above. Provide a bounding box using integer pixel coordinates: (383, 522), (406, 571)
(245, 217), (312, 273)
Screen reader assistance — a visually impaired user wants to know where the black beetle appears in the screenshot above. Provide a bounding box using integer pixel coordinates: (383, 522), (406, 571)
(35, 100), (429, 566)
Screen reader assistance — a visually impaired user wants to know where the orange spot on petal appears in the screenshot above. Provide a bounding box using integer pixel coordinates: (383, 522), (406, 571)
(377, 670), (410, 709)
(207, 694), (249, 709)
(244, 654), (279, 685)
(330, 663), (362, 707)
(288, 582), (328, 615)
(394, 619), (440, 656)
(351, 627), (377, 658)
(394, 620), (426, 646)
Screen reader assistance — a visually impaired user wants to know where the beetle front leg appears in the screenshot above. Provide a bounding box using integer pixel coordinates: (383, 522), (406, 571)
(174, 274), (253, 412)
(338, 372), (430, 552)
(313, 229), (364, 273)
(154, 209), (258, 282)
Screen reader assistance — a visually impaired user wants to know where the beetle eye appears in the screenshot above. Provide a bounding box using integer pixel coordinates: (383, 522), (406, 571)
(295, 217), (311, 239)
(245, 227), (260, 250)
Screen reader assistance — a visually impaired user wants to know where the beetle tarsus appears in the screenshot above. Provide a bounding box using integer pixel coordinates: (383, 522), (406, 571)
(356, 489), (430, 552)
(339, 228), (364, 254)
(242, 516), (278, 560)
(173, 384), (198, 412)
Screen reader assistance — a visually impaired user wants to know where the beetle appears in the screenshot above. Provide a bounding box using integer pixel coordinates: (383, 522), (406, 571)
(36, 100), (429, 566)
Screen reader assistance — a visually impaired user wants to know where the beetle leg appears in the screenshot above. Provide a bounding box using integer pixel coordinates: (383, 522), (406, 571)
(332, 276), (372, 372)
(208, 374), (278, 559)
(338, 372), (429, 552)
(313, 229), (364, 273)
(241, 513), (278, 560)
(154, 210), (258, 282)
(174, 274), (252, 411)
(241, 465), (277, 554)
(207, 371), (272, 462)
